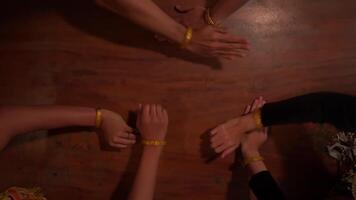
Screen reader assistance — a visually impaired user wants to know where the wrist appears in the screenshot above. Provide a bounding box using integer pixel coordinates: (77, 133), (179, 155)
(171, 24), (187, 44)
(98, 109), (110, 128)
(241, 114), (258, 132)
(242, 148), (260, 158)
(143, 145), (164, 154)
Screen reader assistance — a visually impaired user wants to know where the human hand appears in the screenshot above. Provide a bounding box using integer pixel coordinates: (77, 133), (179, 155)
(136, 104), (169, 141)
(186, 26), (249, 60)
(210, 111), (249, 158)
(241, 97), (268, 158)
(210, 96), (266, 158)
(101, 109), (136, 148)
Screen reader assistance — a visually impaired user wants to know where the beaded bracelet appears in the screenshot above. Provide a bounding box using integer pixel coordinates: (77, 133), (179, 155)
(95, 108), (102, 128)
(142, 140), (167, 146)
(253, 109), (263, 129)
(243, 156), (264, 167)
(181, 27), (193, 49)
(204, 8), (216, 26)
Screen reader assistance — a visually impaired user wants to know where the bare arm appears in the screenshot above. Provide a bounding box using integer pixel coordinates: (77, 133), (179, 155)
(0, 106), (136, 151)
(0, 106), (96, 137)
(97, 0), (186, 43)
(128, 104), (168, 200)
(240, 99), (285, 200)
(129, 146), (163, 200)
(210, 0), (249, 24)
(96, 0), (249, 59)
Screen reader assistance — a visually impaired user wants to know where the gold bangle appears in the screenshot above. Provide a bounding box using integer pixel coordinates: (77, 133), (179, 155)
(181, 27), (193, 49)
(142, 140), (166, 146)
(243, 156), (264, 167)
(204, 8), (216, 26)
(253, 109), (263, 129)
(95, 108), (102, 128)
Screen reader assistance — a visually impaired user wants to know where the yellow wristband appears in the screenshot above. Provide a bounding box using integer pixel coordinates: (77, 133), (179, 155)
(204, 8), (216, 26)
(243, 156), (264, 167)
(95, 108), (102, 128)
(181, 27), (193, 49)
(253, 109), (263, 129)
(142, 140), (166, 146)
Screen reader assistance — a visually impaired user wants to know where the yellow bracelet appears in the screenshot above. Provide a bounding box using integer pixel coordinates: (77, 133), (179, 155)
(181, 27), (193, 49)
(253, 109), (263, 129)
(204, 8), (216, 26)
(95, 108), (102, 128)
(243, 156), (264, 167)
(142, 140), (167, 146)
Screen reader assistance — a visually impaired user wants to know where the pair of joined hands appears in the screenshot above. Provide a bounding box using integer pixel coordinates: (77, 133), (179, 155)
(211, 97), (268, 159)
(100, 104), (168, 149)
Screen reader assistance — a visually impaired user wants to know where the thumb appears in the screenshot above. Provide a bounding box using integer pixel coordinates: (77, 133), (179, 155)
(220, 145), (237, 159)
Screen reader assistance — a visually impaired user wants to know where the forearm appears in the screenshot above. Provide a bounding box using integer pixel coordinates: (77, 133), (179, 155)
(243, 150), (285, 200)
(249, 171), (285, 200)
(0, 105), (96, 138)
(128, 146), (163, 200)
(261, 92), (356, 131)
(239, 92), (356, 133)
(97, 0), (186, 43)
(243, 150), (267, 175)
(210, 0), (249, 23)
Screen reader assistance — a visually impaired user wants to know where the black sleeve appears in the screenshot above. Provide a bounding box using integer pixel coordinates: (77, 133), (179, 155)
(261, 92), (356, 132)
(249, 171), (285, 200)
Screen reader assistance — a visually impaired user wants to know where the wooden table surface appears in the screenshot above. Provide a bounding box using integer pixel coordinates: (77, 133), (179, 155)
(0, 0), (356, 199)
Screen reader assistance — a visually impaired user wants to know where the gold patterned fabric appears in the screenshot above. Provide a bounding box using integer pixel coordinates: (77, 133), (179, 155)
(0, 187), (47, 200)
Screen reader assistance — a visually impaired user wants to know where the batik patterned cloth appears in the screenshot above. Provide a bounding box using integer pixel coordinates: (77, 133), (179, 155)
(0, 187), (47, 200)
(327, 131), (356, 199)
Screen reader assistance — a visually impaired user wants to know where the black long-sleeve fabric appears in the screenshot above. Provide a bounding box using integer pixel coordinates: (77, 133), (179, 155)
(261, 92), (356, 132)
(249, 171), (285, 200)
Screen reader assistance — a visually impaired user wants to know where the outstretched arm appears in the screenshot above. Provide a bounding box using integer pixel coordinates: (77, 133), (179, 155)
(96, 0), (249, 59)
(211, 92), (356, 158)
(241, 99), (285, 200)
(128, 104), (168, 200)
(210, 0), (250, 24)
(97, 0), (186, 44)
(0, 106), (135, 151)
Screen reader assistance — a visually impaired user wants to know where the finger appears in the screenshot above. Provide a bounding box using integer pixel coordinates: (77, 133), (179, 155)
(211, 135), (225, 148)
(211, 124), (227, 136)
(214, 47), (249, 55)
(244, 105), (251, 115)
(251, 98), (259, 111)
(114, 137), (136, 145)
(215, 142), (232, 153)
(110, 143), (127, 149)
(149, 104), (156, 117)
(143, 104), (150, 119)
(216, 33), (249, 45)
(125, 133), (136, 140)
(125, 126), (134, 132)
(214, 51), (246, 59)
(211, 42), (250, 52)
(221, 144), (238, 158)
(213, 26), (228, 34)
(155, 104), (162, 116)
(163, 109), (168, 122)
(257, 97), (264, 108)
(210, 126), (220, 135)
(137, 104), (143, 117)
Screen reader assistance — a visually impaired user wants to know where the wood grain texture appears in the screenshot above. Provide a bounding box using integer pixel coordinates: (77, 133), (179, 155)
(0, 0), (355, 199)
